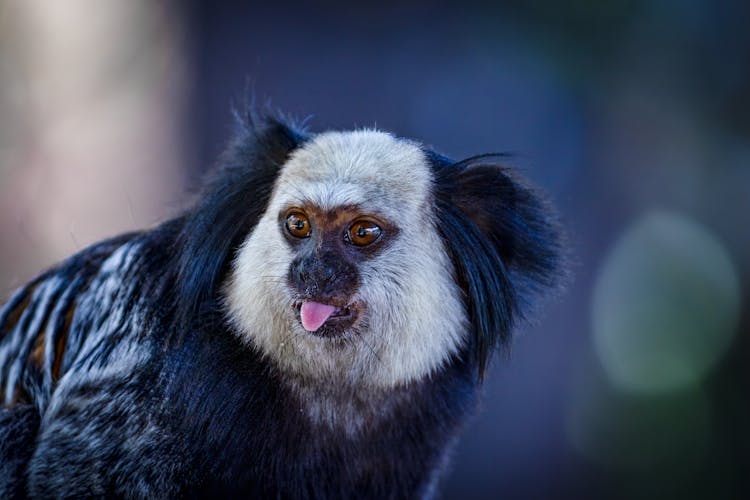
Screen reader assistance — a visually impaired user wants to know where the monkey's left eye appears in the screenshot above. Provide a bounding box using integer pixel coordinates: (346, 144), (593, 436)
(285, 211), (312, 238)
(346, 220), (382, 246)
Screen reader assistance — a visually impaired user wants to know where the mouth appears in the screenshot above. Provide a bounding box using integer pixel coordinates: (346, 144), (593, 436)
(295, 300), (359, 337)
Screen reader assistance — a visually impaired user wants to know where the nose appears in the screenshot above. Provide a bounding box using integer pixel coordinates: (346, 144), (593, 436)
(288, 251), (358, 302)
(290, 255), (337, 291)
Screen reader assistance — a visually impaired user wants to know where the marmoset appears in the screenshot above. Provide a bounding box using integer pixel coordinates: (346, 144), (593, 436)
(0, 112), (563, 498)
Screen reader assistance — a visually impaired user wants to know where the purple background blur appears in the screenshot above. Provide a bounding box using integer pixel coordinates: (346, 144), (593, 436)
(1, 1), (748, 498)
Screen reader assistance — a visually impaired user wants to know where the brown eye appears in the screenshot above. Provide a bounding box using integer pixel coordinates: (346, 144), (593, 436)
(285, 211), (311, 238)
(347, 220), (382, 246)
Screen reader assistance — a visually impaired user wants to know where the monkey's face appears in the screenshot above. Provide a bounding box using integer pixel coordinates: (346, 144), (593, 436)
(224, 131), (467, 387)
(281, 204), (392, 338)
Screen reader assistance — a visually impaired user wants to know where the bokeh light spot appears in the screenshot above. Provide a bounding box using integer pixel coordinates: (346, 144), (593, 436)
(592, 211), (740, 394)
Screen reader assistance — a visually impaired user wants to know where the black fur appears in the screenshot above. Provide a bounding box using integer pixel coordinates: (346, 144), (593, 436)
(174, 113), (307, 338)
(429, 151), (564, 377)
(0, 406), (39, 498)
(159, 317), (477, 498)
(0, 112), (563, 498)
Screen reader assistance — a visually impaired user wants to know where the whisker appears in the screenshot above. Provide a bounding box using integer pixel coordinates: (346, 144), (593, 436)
(356, 334), (382, 365)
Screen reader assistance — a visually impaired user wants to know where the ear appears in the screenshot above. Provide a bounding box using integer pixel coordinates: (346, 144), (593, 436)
(430, 152), (565, 378)
(173, 112), (308, 339)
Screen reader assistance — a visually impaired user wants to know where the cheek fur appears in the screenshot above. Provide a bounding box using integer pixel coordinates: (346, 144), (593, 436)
(224, 217), (295, 346)
(356, 229), (467, 385)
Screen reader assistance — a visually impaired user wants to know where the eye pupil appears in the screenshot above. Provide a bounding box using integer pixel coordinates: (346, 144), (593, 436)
(357, 226), (367, 238)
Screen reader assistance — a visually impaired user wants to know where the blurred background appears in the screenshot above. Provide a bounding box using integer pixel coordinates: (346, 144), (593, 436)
(0, 1), (748, 498)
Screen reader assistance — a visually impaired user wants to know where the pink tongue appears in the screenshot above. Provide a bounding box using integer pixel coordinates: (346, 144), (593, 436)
(300, 302), (337, 332)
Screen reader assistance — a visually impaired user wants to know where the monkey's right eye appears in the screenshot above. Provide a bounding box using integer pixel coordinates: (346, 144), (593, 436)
(285, 211), (312, 238)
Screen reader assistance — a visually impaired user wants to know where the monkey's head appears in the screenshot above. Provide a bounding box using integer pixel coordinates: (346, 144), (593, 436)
(177, 115), (563, 388)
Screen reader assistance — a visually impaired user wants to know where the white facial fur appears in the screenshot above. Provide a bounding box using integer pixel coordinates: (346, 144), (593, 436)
(224, 130), (467, 388)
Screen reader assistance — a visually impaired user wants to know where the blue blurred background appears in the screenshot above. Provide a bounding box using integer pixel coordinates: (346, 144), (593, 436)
(0, 1), (748, 498)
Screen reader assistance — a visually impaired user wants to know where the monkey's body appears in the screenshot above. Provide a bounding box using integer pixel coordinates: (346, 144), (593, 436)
(0, 115), (562, 498)
(1, 226), (473, 498)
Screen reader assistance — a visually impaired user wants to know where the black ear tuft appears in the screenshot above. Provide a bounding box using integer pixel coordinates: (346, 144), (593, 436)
(430, 152), (565, 378)
(172, 112), (307, 341)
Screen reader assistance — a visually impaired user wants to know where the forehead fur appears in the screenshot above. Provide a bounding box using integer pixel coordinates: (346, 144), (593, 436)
(274, 130), (431, 216)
